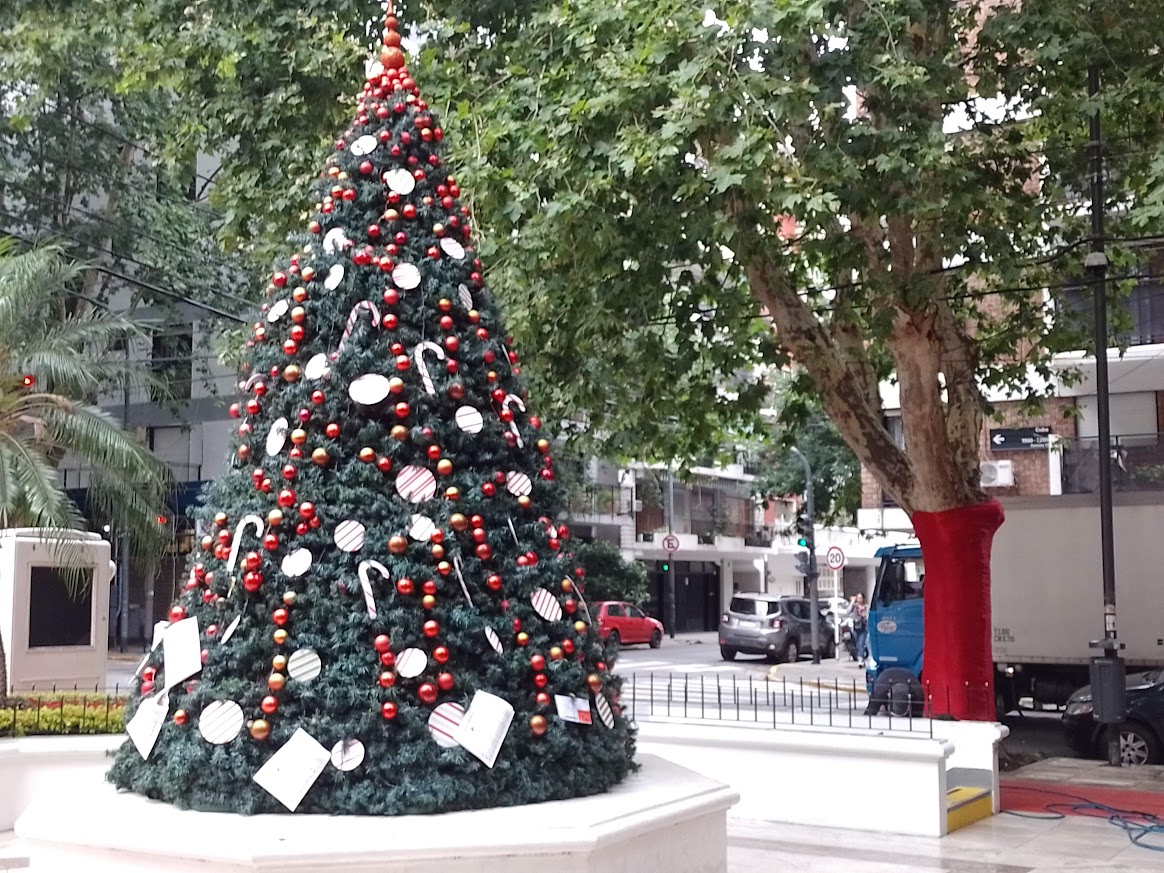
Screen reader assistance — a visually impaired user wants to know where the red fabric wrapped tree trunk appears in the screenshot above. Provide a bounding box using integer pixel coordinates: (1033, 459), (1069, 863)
(911, 499), (1005, 721)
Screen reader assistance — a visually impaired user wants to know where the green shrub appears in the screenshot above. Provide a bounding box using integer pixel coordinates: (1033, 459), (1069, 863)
(0, 694), (127, 737)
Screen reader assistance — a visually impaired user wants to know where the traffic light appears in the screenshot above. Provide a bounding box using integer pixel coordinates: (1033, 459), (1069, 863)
(794, 550), (812, 576)
(794, 513), (813, 547)
(661, 561), (670, 572)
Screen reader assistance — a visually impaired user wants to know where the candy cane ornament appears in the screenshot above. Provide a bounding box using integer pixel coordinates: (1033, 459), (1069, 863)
(502, 394), (526, 447)
(413, 341), (446, 395)
(227, 514), (265, 575)
(336, 301), (381, 355)
(239, 372), (264, 394)
(452, 556), (474, 608)
(358, 560), (390, 618)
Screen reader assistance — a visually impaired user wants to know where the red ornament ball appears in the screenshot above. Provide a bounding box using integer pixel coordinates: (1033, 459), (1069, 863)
(437, 672), (454, 691)
(417, 682), (438, 705)
(423, 620), (439, 638)
(374, 634), (392, 653)
(381, 701), (398, 720)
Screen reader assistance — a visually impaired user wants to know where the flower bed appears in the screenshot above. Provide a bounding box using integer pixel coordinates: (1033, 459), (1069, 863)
(0, 693), (127, 737)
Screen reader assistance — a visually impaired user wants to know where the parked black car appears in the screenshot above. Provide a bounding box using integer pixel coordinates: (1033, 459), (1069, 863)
(1063, 670), (1164, 765)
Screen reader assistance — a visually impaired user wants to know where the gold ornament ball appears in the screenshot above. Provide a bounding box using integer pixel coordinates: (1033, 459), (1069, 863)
(312, 447), (330, 466)
(529, 715), (548, 737)
(422, 594), (436, 609)
(282, 591), (298, 606)
(517, 496), (532, 510)
(272, 654), (288, 671)
(268, 672), (286, 692)
(291, 428), (308, 445)
(437, 560), (451, 575)
(561, 578), (574, 593)
(283, 364), (301, 382)
(200, 535), (214, 551)
(449, 513), (469, 532)
(359, 447), (376, 462)
(586, 673), (602, 691)
(273, 629), (289, 645)
(290, 306), (306, 323)
(516, 632), (530, 647)
(388, 535), (409, 555)
(250, 719), (271, 741)
(574, 620), (588, 634)
(436, 459), (453, 476)
(292, 288), (309, 303)
(214, 512), (228, 527)
(431, 544), (445, 559)
(388, 377), (405, 394)
(390, 425), (409, 441)
(445, 486), (460, 500)
(549, 646), (564, 661)
(268, 509), (284, 526)
(536, 438), (551, 453)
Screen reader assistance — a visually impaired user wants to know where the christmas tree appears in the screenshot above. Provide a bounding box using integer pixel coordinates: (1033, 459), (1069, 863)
(107, 11), (635, 816)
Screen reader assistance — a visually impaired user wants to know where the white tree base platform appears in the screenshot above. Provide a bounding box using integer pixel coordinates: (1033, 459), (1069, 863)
(15, 754), (736, 873)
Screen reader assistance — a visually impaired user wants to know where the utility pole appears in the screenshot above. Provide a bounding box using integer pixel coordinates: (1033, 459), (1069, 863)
(665, 472), (676, 640)
(790, 447), (821, 664)
(1085, 62), (1125, 766)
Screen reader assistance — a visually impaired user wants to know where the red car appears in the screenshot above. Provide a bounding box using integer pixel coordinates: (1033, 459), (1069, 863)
(594, 601), (664, 648)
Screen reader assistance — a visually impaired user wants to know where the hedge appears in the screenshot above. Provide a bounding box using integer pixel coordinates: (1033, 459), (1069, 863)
(0, 693), (127, 737)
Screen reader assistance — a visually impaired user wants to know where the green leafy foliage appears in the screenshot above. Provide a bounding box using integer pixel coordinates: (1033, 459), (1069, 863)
(108, 42), (635, 815)
(0, 693), (128, 737)
(573, 542), (651, 606)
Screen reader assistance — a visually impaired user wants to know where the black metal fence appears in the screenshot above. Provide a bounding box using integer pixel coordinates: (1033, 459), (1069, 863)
(1062, 433), (1164, 494)
(1, 684), (127, 738)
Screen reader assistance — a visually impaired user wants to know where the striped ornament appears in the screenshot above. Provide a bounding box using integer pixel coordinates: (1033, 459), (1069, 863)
(391, 262), (421, 290)
(395, 647), (427, 678)
(330, 738), (365, 771)
(455, 406), (484, 434)
(357, 560), (389, 618)
(395, 465), (437, 504)
(333, 519), (366, 552)
(530, 588), (563, 622)
(281, 547), (312, 578)
(408, 514), (436, 541)
(287, 649), (323, 683)
(593, 692), (615, 729)
(384, 169), (416, 195)
(265, 417), (289, 456)
(485, 626), (503, 654)
(439, 237), (466, 260)
(349, 134), (377, 157)
(505, 471), (533, 497)
(198, 700), (244, 745)
(427, 702), (466, 749)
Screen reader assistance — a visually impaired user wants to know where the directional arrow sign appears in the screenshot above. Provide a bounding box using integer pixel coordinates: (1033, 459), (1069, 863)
(989, 427), (1051, 451)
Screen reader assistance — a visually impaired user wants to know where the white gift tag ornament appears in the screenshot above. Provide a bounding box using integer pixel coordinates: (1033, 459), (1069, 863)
(287, 649), (323, 682)
(219, 615), (241, 645)
(395, 465), (437, 503)
(391, 262), (421, 290)
(428, 702), (466, 749)
(395, 648), (427, 678)
(266, 417), (289, 457)
(330, 739), (366, 771)
(384, 168), (416, 195)
(348, 373), (392, 405)
(333, 519), (366, 552)
(531, 588), (563, 622)
(252, 728), (330, 812)
(324, 264), (345, 290)
(281, 548), (313, 578)
(323, 228), (348, 255)
(350, 134), (378, 157)
(455, 406), (484, 434)
(199, 700), (244, 745)
(266, 299), (290, 323)
(304, 353), (330, 380)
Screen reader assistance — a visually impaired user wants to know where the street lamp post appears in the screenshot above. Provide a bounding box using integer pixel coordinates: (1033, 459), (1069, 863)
(790, 447), (821, 664)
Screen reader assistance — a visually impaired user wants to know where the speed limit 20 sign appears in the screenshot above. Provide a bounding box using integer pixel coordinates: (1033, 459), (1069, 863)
(825, 546), (845, 571)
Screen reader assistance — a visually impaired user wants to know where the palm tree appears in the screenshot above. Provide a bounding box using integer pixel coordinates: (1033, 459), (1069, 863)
(0, 239), (171, 703)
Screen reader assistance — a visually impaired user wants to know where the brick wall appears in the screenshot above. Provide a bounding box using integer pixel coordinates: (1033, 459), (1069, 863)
(859, 398), (1078, 507)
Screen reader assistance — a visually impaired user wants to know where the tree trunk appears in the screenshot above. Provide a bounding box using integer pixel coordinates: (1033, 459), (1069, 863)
(912, 501), (1004, 720)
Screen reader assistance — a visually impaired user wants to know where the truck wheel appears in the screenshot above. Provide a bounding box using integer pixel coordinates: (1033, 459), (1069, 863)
(720, 646), (737, 661)
(1112, 722), (1162, 766)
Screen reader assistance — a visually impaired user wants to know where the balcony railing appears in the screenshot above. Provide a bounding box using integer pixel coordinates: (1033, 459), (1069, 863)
(1061, 433), (1164, 494)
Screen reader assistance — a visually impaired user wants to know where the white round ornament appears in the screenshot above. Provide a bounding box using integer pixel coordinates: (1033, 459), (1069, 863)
(348, 373), (391, 405)
(330, 739), (366, 771)
(439, 237), (466, 260)
(350, 134), (378, 157)
(333, 520), (366, 552)
(427, 702), (466, 749)
(408, 514), (436, 541)
(304, 353), (330, 380)
(281, 547), (313, 578)
(199, 700), (244, 745)
(455, 406), (484, 434)
(365, 59), (385, 79)
(395, 465), (437, 504)
(531, 588), (563, 622)
(323, 228), (348, 255)
(506, 471), (533, 497)
(485, 626), (503, 654)
(384, 168), (416, 195)
(458, 284), (473, 310)
(593, 692), (615, 729)
(391, 263), (421, 291)
(395, 648), (427, 678)
(265, 417), (289, 457)
(266, 299), (290, 323)
(219, 615), (241, 645)
(287, 649), (323, 682)
(324, 264), (345, 290)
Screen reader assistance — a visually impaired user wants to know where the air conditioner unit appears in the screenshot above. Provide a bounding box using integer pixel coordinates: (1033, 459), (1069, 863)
(632, 499), (644, 512)
(981, 460), (1015, 488)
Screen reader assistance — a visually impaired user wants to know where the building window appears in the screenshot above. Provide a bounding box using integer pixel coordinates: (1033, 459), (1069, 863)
(1059, 254), (1164, 348)
(152, 324), (193, 401)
